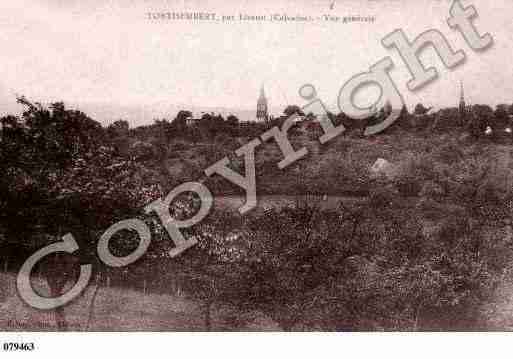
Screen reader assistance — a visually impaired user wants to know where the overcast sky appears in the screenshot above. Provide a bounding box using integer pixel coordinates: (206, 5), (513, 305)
(0, 0), (511, 125)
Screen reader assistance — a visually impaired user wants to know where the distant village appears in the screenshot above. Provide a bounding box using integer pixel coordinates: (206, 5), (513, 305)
(181, 81), (513, 140)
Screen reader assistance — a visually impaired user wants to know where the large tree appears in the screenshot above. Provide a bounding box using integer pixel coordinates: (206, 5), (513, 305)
(413, 103), (431, 116)
(283, 105), (305, 117)
(494, 104), (509, 128)
(0, 97), (162, 330)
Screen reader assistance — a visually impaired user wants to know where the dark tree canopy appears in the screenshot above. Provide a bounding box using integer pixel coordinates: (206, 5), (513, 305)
(414, 103), (431, 115)
(283, 105), (305, 117)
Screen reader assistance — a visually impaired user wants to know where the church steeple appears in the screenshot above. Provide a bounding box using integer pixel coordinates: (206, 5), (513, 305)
(459, 80), (467, 122)
(256, 84), (269, 122)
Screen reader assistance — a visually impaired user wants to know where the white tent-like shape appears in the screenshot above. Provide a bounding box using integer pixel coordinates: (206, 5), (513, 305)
(370, 158), (397, 179)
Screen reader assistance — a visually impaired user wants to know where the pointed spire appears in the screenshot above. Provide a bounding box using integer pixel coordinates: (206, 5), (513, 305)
(257, 83), (269, 122)
(259, 84), (266, 99)
(459, 80), (467, 121)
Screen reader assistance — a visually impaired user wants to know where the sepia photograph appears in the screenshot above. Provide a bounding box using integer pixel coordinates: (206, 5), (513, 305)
(1, 0), (513, 356)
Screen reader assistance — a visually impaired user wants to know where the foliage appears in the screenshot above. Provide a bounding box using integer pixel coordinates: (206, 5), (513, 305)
(414, 103), (431, 115)
(3, 95), (513, 331)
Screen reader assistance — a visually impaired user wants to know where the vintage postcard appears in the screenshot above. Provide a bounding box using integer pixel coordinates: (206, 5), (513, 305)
(1, 0), (513, 356)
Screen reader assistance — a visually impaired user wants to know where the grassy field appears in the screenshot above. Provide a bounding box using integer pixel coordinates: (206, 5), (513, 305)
(0, 272), (281, 331)
(4, 261), (513, 331)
